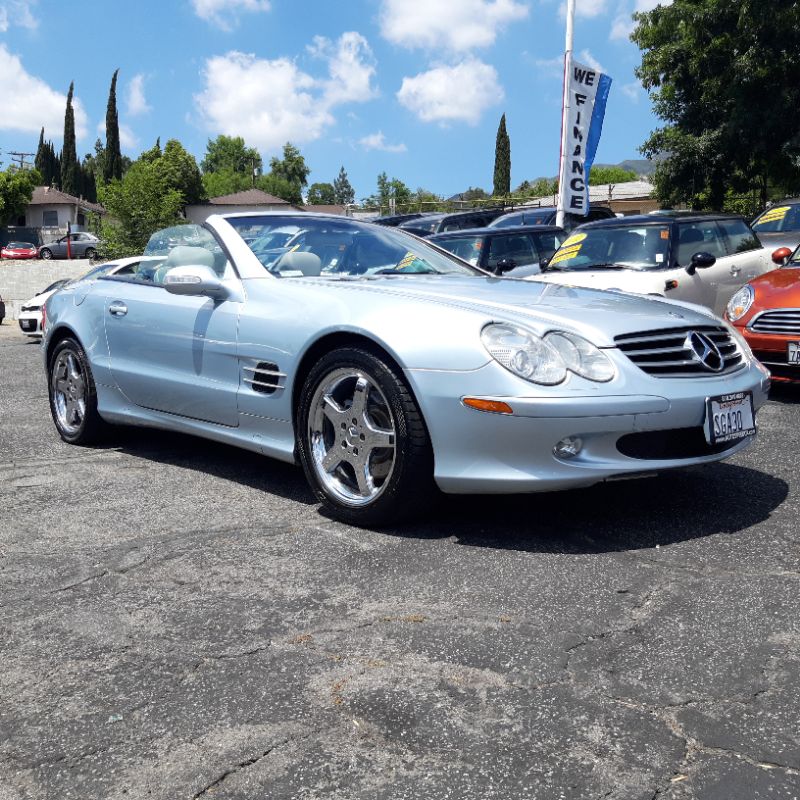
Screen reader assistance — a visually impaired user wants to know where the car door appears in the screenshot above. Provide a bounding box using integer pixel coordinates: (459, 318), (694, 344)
(717, 218), (771, 286)
(673, 221), (732, 315)
(102, 251), (242, 427)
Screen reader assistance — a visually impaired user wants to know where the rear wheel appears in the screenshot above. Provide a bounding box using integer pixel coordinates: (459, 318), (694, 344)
(84, 247), (96, 260)
(48, 338), (107, 445)
(297, 347), (434, 526)
(39, 248), (52, 260)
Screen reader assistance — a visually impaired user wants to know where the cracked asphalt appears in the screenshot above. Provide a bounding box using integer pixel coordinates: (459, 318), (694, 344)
(1, 323), (799, 799)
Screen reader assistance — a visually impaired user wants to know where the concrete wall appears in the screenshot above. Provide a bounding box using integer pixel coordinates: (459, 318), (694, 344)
(0, 260), (90, 320)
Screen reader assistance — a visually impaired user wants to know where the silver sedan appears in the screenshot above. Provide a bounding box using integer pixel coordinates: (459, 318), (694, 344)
(41, 214), (770, 525)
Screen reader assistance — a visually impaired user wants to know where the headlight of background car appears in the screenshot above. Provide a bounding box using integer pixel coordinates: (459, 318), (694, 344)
(481, 324), (615, 385)
(545, 331), (615, 382)
(726, 285), (754, 322)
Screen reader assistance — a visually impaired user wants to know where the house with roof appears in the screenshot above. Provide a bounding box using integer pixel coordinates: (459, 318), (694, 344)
(23, 186), (105, 231)
(184, 189), (303, 224)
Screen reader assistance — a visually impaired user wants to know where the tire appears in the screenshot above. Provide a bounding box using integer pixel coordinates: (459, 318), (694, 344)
(297, 347), (435, 527)
(84, 247), (96, 260)
(39, 248), (52, 260)
(48, 337), (107, 445)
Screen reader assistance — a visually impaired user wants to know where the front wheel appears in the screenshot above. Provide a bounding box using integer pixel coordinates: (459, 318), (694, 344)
(297, 347), (434, 526)
(48, 338), (107, 445)
(39, 248), (52, 260)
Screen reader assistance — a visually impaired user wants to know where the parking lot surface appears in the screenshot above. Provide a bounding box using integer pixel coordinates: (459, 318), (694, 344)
(1, 323), (799, 799)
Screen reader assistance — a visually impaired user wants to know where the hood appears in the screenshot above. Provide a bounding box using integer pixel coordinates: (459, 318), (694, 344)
(754, 231), (800, 252)
(747, 266), (800, 309)
(294, 275), (719, 346)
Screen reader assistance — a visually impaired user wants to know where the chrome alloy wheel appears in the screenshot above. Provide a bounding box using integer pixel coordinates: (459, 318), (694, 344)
(308, 368), (397, 506)
(52, 350), (87, 435)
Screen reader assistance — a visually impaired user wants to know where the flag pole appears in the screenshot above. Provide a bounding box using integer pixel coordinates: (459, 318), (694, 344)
(556, 0), (576, 230)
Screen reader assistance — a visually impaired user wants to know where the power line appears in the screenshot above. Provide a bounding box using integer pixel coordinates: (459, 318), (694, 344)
(8, 151), (36, 170)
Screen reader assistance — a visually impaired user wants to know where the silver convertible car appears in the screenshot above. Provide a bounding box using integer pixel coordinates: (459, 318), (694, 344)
(42, 214), (771, 525)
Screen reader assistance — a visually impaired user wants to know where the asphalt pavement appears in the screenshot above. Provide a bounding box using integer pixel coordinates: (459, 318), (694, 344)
(1, 322), (799, 800)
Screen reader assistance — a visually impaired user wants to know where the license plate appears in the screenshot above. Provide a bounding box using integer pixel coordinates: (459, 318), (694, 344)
(19, 320), (33, 331)
(788, 342), (800, 364)
(705, 392), (756, 445)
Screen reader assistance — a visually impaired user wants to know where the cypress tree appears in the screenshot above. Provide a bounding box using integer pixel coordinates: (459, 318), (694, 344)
(61, 81), (79, 196)
(492, 113), (511, 197)
(104, 69), (122, 182)
(333, 166), (355, 205)
(35, 128), (46, 179)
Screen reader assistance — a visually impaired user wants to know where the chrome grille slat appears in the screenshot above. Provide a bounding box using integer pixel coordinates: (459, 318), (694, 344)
(749, 308), (800, 336)
(615, 325), (744, 378)
(243, 361), (284, 395)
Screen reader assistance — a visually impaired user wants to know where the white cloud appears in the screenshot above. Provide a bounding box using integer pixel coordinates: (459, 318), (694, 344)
(359, 132), (407, 153)
(195, 33), (377, 150)
(611, 0), (673, 41)
(397, 58), (503, 125)
(635, 0), (672, 10)
(97, 120), (138, 151)
(0, 45), (88, 140)
(0, 0), (37, 32)
(380, 0), (528, 53)
(561, 0), (607, 19)
(577, 49), (605, 73)
(535, 55), (564, 78)
(126, 74), (151, 116)
(620, 81), (641, 102)
(191, 0), (270, 30)
(308, 32), (378, 106)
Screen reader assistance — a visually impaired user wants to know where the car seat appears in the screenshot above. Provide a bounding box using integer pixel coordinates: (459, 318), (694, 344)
(153, 246), (217, 285)
(274, 250), (322, 277)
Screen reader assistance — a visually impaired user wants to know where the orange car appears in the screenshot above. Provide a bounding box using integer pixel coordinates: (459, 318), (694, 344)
(726, 246), (800, 382)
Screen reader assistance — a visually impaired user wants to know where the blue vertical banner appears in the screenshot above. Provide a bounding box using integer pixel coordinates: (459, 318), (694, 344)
(557, 61), (613, 217)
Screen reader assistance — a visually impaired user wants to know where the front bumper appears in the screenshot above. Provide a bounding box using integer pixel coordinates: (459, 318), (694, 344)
(408, 359), (769, 494)
(17, 311), (42, 336)
(741, 328), (800, 383)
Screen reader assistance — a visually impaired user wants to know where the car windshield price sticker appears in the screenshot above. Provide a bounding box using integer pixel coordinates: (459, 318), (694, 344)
(705, 392), (755, 445)
(788, 342), (800, 364)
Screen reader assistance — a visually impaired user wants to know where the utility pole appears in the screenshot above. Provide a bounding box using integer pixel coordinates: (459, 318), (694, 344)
(9, 151), (35, 170)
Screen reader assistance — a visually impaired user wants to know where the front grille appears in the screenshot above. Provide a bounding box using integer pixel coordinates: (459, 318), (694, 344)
(749, 309), (800, 336)
(617, 427), (743, 460)
(243, 362), (285, 395)
(615, 325), (744, 377)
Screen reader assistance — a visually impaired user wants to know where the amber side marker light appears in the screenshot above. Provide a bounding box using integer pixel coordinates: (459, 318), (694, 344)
(462, 397), (514, 414)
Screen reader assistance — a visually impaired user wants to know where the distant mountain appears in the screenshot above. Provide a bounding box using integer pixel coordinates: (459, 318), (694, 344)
(611, 159), (657, 177)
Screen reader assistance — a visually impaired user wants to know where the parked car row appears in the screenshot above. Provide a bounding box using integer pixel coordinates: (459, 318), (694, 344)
(1, 232), (101, 261)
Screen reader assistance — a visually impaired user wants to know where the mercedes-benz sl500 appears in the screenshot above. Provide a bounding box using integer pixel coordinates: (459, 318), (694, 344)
(42, 214), (770, 525)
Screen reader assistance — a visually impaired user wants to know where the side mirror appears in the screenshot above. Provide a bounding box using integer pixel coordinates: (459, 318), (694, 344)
(539, 257), (550, 271)
(493, 258), (517, 275)
(164, 265), (227, 298)
(772, 246), (793, 265)
(686, 251), (716, 275)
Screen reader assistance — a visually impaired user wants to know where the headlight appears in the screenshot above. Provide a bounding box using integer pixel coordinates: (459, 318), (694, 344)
(546, 331), (616, 382)
(481, 323), (567, 385)
(726, 285), (754, 322)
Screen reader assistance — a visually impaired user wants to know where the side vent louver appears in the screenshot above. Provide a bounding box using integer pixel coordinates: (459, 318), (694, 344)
(243, 362), (285, 395)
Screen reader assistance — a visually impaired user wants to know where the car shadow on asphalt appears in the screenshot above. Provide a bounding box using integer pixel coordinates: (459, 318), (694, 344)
(105, 426), (788, 554)
(385, 462), (789, 554)
(768, 385), (800, 405)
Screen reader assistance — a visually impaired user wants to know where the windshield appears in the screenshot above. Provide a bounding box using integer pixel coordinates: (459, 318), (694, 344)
(226, 216), (479, 278)
(548, 225), (671, 271)
(7, 242), (32, 248)
(753, 204), (800, 233)
(433, 235), (484, 266)
(42, 279), (69, 293)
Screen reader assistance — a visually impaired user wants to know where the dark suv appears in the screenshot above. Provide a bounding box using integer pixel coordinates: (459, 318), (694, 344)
(489, 205), (616, 233)
(398, 208), (509, 237)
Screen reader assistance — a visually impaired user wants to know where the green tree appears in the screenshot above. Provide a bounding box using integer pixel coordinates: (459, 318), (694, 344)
(256, 173), (302, 204)
(515, 177), (558, 198)
(633, 0), (800, 210)
(61, 81), (79, 196)
(98, 160), (184, 258)
(492, 113), (511, 196)
(104, 69), (123, 183)
(333, 166), (355, 205)
(307, 182), (336, 204)
(202, 169), (251, 199)
(0, 168), (41, 224)
(588, 166), (638, 185)
(269, 142), (310, 194)
(201, 135), (262, 176)
(158, 139), (204, 204)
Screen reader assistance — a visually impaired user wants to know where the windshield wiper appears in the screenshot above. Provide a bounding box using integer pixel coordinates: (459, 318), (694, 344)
(373, 268), (436, 275)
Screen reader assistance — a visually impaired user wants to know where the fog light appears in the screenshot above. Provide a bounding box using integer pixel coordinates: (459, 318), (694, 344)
(554, 436), (583, 459)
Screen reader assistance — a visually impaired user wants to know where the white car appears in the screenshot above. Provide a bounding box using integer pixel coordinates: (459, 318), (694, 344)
(534, 213), (774, 317)
(17, 256), (162, 338)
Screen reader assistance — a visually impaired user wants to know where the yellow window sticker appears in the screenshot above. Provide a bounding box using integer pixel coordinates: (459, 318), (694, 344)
(550, 232), (586, 265)
(755, 206), (790, 226)
(561, 232), (587, 249)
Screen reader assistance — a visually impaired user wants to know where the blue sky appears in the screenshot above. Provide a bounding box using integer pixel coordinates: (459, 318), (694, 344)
(0, 0), (666, 200)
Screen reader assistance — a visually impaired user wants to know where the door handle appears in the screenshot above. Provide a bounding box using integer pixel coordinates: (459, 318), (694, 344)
(729, 265), (741, 276)
(108, 301), (128, 317)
